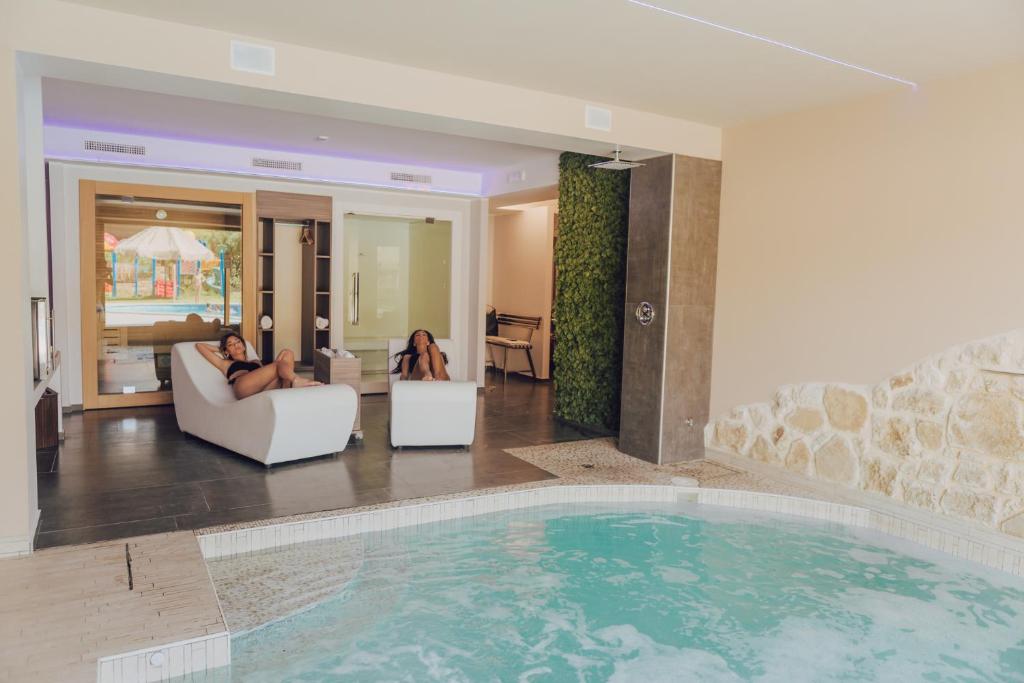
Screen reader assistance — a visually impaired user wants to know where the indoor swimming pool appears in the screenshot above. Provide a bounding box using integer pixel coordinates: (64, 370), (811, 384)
(212, 502), (1024, 682)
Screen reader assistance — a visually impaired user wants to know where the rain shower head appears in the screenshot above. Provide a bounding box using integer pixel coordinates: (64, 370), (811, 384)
(589, 146), (644, 171)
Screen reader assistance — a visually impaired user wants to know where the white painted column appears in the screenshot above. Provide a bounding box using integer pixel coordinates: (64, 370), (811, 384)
(0, 30), (41, 555)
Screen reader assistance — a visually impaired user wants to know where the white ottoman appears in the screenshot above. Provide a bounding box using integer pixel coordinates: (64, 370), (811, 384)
(389, 380), (477, 447)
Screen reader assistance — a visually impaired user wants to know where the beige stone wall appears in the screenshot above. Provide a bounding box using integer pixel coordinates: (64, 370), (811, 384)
(706, 330), (1024, 538)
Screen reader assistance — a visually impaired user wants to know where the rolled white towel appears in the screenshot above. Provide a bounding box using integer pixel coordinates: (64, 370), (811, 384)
(315, 316), (330, 330)
(259, 315), (273, 330)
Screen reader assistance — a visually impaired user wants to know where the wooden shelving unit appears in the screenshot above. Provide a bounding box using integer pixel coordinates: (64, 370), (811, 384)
(257, 217), (276, 363)
(314, 221), (332, 360)
(255, 192), (332, 366)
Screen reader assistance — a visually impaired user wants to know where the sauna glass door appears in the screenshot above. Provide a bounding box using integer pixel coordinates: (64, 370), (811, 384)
(81, 182), (253, 408)
(343, 215), (451, 392)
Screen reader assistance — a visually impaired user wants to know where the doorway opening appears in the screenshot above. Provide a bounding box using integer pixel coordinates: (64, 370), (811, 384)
(488, 191), (558, 383)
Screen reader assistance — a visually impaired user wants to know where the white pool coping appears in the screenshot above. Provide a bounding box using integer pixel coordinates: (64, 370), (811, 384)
(99, 484), (1024, 682)
(195, 485), (1024, 575)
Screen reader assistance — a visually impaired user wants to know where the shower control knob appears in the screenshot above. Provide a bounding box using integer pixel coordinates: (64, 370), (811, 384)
(635, 301), (655, 326)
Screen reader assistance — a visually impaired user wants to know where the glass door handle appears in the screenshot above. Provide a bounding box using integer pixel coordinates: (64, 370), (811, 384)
(350, 272), (360, 325)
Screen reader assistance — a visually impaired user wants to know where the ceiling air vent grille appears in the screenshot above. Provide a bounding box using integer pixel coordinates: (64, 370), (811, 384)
(252, 157), (302, 171)
(390, 171), (432, 184)
(84, 140), (146, 156)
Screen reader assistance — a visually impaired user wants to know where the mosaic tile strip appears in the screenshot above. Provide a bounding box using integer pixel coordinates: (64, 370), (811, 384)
(97, 631), (229, 683)
(198, 485), (1024, 577)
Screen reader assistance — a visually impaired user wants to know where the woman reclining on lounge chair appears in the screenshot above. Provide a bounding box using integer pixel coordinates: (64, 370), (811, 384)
(196, 333), (320, 399)
(392, 329), (450, 381)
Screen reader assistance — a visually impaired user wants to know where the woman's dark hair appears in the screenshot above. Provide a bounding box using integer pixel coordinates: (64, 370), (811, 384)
(219, 332), (245, 358)
(391, 329), (448, 374)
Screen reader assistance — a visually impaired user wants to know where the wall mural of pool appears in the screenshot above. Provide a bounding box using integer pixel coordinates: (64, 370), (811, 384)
(105, 302), (242, 325)
(210, 503), (1024, 682)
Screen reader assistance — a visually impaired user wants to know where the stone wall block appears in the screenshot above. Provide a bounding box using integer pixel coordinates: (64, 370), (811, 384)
(814, 436), (858, 485)
(913, 361), (946, 389)
(1001, 511), (1024, 539)
(948, 393), (1024, 459)
(892, 389), (948, 418)
(970, 373), (1010, 394)
(771, 388), (795, 415)
(915, 421), (945, 452)
(786, 407), (824, 434)
(872, 415), (915, 458)
(860, 457), (898, 496)
(793, 384), (825, 406)
(750, 435), (776, 463)
(1010, 377), (1024, 402)
(939, 488), (997, 524)
(916, 458), (953, 486)
(871, 385), (889, 410)
(713, 420), (749, 453)
(952, 453), (994, 491)
(890, 373), (914, 390)
(784, 440), (812, 475)
(901, 484), (939, 511)
(965, 341), (1004, 367)
(945, 369), (970, 393)
(823, 386), (869, 432)
(997, 464), (1024, 497)
(748, 404), (772, 430)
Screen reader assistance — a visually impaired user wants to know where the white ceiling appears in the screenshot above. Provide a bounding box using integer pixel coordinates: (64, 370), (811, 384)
(42, 79), (562, 173)
(62, 0), (1024, 125)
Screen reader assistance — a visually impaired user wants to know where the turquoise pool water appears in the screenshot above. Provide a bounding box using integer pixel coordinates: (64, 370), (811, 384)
(227, 504), (1024, 682)
(106, 302), (242, 316)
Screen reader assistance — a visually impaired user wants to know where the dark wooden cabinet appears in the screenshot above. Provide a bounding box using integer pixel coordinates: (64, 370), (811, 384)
(35, 388), (59, 450)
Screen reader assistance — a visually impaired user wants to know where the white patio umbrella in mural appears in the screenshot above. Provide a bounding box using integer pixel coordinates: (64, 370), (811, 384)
(113, 226), (229, 321)
(113, 226), (215, 261)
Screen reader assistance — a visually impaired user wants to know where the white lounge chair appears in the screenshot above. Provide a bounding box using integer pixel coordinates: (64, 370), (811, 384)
(387, 338), (477, 448)
(171, 341), (357, 466)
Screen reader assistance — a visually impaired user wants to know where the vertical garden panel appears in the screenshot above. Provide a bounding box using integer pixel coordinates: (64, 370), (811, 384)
(554, 152), (631, 430)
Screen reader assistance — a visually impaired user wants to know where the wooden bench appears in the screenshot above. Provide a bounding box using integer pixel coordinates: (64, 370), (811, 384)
(486, 313), (542, 382)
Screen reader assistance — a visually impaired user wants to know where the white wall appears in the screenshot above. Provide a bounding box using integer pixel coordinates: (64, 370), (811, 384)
(489, 204), (555, 379)
(49, 161), (486, 407)
(0, 44), (42, 554)
(272, 222), (303, 354)
(712, 61), (1024, 416)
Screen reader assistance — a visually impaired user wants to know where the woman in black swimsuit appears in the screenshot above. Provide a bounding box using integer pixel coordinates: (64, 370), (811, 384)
(391, 329), (450, 381)
(196, 333), (320, 399)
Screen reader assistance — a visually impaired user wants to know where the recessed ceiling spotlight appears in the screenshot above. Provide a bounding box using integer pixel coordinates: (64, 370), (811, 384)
(625, 0), (917, 89)
(316, 135), (329, 142)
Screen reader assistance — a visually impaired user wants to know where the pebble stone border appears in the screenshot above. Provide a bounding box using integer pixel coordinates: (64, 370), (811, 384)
(99, 483), (1024, 682)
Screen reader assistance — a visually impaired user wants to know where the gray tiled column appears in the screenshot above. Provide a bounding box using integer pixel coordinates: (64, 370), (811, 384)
(619, 155), (721, 464)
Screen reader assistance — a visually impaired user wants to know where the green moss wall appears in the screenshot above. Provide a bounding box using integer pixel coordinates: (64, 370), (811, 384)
(553, 152), (631, 430)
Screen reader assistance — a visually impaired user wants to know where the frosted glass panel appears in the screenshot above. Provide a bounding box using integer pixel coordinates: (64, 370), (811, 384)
(343, 215), (451, 387)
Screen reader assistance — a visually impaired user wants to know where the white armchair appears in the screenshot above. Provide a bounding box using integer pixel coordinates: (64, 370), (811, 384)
(171, 341), (357, 465)
(387, 338), (477, 448)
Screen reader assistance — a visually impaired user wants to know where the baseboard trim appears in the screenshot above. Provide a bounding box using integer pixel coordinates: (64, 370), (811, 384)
(0, 509), (39, 557)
